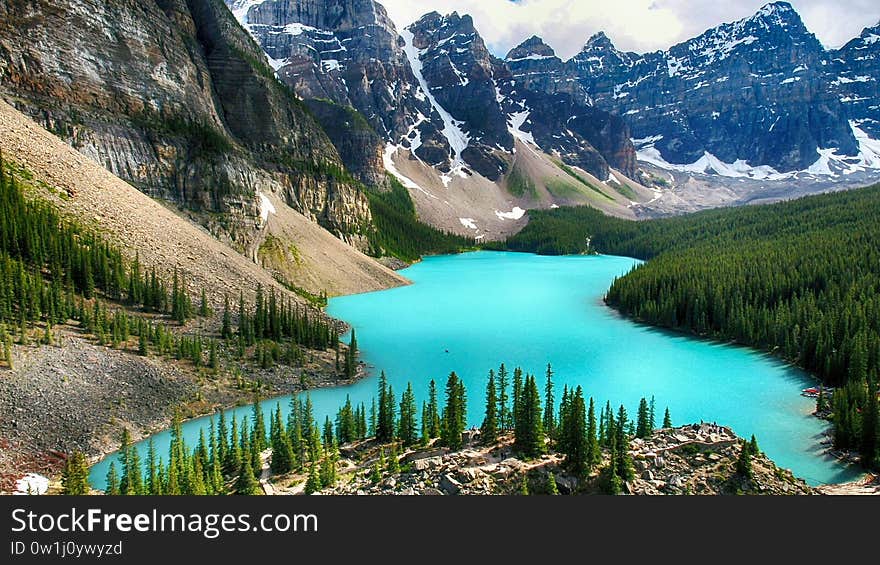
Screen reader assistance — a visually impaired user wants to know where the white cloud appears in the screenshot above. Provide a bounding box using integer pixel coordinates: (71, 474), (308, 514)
(379, 0), (880, 59)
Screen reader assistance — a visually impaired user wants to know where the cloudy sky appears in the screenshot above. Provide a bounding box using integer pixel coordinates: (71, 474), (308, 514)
(379, 0), (880, 59)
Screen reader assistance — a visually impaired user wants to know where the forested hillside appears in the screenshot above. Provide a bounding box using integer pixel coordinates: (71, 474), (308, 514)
(502, 186), (880, 468)
(367, 177), (476, 263)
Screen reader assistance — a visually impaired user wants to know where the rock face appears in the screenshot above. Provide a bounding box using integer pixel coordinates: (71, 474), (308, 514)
(568, 2), (861, 173)
(404, 12), (513, 180)
(227, 0), (436, 187)
(500, 36), (637, 180)
(231, 2), (638, 184)
(829, 21), (880, 139)
(0, 0), (372, 250)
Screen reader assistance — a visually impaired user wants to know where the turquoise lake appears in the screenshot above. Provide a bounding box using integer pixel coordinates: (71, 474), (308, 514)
(89, 251), (860, 487)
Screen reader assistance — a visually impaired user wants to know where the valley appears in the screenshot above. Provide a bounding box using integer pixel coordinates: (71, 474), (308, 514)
(0, 0), (879, 497)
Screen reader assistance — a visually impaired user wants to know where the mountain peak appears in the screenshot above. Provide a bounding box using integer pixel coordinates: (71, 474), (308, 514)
(506, 35), (556, 61)
(582, 31), (616, 52)
(749, 1), (803, 27)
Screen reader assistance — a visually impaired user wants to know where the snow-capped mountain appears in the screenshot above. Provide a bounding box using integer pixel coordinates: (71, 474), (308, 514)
(570, 2), (868, 177)
(225, 1), (635, 185)
(228, 0), (880, 194)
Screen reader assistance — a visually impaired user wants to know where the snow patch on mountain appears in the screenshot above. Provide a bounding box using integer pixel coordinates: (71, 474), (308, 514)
(494, 207), (526, 220)
(459, 217), (478, 230)
(382, 144), (437, 199)
(637, 121), (880, 179)
(258, 191), (276, 226)
(400, 28), (470, 174)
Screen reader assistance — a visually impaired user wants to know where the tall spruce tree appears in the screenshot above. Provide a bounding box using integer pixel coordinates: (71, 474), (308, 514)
(427, 379), (441, 438)
(398, 383), (418, 446)
(515, 375), (545, 459)
(497, 363), (510, 432)
(376, 371), (394, 442)
(586, 396), (601, 469)
(615, 405), (635, 482)
(662, 407), (673, 429)
(636, 397), (651, 438)
(543, 364), (555, 444)
(481, 370), (498, 444)
(61, 451), (90, 495)
(441, 372), (466, 450)
(564, 386), (589, 476)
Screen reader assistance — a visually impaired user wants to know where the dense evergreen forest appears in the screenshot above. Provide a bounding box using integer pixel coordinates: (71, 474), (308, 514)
(367, 176), (475, 262)
(500, 186), (880, 469)
(0, 152), (342, 377)
(62, 363), (677, 496)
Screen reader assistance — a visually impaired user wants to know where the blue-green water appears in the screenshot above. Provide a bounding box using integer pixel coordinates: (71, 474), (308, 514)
(89, 251), (860, 487)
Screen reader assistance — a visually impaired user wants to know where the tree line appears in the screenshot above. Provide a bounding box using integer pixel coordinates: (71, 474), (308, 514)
(0, 152), (343, 376)
(66, 363), (672, 495)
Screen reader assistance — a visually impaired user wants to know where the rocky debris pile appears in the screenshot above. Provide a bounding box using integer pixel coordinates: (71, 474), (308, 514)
(627, 423), (813, 495)
(308, 423), (814, 496)
(0, 332), (197, 471)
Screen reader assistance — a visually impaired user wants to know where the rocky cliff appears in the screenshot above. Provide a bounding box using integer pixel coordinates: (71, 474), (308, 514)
(829, 21), (880, 139)
(0, 0), (373, 252)
(569, 2), (863, 174)
(229, 1), (639, 186)
(500, 36), (637, 180)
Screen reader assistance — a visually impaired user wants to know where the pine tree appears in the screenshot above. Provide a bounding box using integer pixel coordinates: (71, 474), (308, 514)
(199, 288), (210, 317)
(427, 379), (440, 438)
(586, 396), (600, 469)
(420, 401), (430, 446)
(749, 434), (760, 456)
(497, 363), (509, 432)
(146, 439), (160, 495)
(209, 340), (218, 371)
(251, 396), (267, 454)
(615, 405), (635, 482)
(481, 370), (498, 444)
(398, 383), (418, 446)
(305, 462), (322, 494)
(105, 462), (120, 495)
(270, 406), (295, 474)
(376, 371), (395, 442)
(138, 322), (148, 356)
(563, 386), (589, 476)
(61, 451), (90, 495)
(662, 407), (672, 429)
(221, 294), (232, 339)
(860, 375), (878, 467)
(636, 397), (651, 438)
(649, 395), (656, 432)
(344, 330), (358, 379)
(512, 367), (523, 433)
(441, 372), (466, 450)
(736, 440), (753, 480)
(515, 375), (544, 458)
(543, 364), (555, 444)
(387, 443), (400, 473)
(119, 429), (143, 495)
(235, 457), (259, 495)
